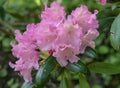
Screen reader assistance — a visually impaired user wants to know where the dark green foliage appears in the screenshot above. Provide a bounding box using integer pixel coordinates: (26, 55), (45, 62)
(35, 56), (57, 88)
(110, 14), (120, 50)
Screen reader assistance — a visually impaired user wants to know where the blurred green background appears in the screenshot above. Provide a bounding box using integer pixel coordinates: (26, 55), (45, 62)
(0, 0), (120, 88)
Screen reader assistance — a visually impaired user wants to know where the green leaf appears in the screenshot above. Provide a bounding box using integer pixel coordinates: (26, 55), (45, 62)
(84, 47), (97, 58)
(92, 84), (102, 88)
(88, 62), (120, 75)
(59, 71), (73, 88)
(35, 56), (57, 88)
(59, 78), (69, 88)
(66, 60), (90, 75)
(98, 45), (109, 54)
(22, 82), (33, 88)
(110, 14), (120, 50)
(79, 73), (90, 88)
(99, 17), (114, 31)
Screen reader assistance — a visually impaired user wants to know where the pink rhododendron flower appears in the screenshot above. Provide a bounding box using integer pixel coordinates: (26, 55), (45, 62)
(97, 0), (107, 5)
(14, 24), (39, 44)
(69, 5), (98, 33)
(52, 21), (82, 66)
(34, 22), (58, 51)
(10, 1), (99, 82)
(53, 45), (79, 66)
(41, 1), (66, 27)
(54, 21), (82, 50)
(10, 43), (39, 82)
(67, 5), (99, 53)
(79, 29), (99, 53)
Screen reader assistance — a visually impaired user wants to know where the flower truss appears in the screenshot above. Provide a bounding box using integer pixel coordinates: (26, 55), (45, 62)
(9, 1), (100, 82)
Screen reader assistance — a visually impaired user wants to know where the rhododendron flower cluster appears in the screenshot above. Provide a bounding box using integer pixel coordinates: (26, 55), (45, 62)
(10, 2), (99, 82)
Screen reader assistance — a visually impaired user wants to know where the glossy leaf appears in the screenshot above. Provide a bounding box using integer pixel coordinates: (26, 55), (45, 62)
(59, 78), (69, 88)
(99, 17), (114, 31)
(88, 62), (120, 75)
(110, 14), (120, 50)
(22, 82), (33, 88)
(66, 60), (90, 75)
(79, 73), (90, 88)
(84, 47), (97, 58)
(35, 56), (57, 88)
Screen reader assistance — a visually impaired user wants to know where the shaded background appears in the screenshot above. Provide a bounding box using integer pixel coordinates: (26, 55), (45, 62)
(0, 0), (120, 88)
